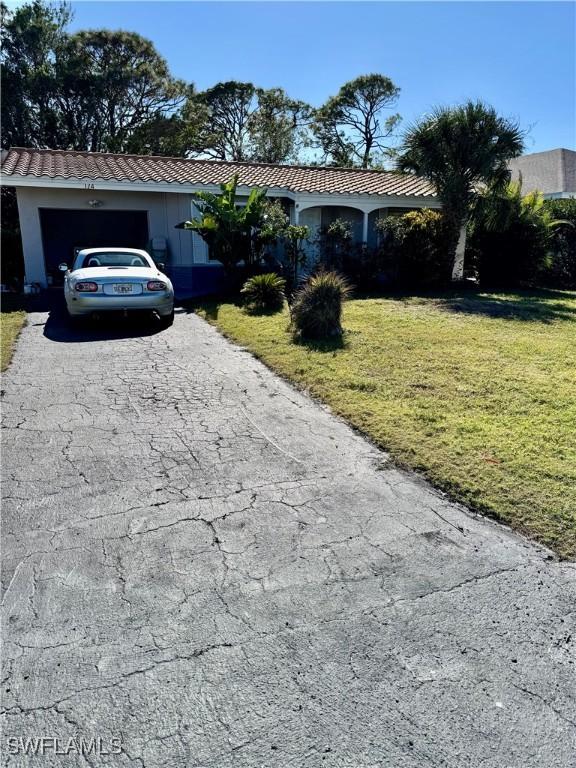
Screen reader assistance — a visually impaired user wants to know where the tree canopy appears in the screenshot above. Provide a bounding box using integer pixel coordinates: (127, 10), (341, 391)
(397, 101), (525, 220)
(186, 82), (311, 163)
(1, 1), (187, 153)
(1, 3), (402, 166)
(248, 88), (312, 164)
(55, 29), (188, 152)
(312, 74), (401, 168)
(1, 0), (72, 148)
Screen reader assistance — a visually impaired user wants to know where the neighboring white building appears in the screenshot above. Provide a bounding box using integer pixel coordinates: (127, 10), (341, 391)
(0, 147), (440, 296)
(508, 148), (576, 199)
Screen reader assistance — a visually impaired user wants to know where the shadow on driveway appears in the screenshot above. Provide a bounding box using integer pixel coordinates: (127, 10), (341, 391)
(39, 294), (170, 343)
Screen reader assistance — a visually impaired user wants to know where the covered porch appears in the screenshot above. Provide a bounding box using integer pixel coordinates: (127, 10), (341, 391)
(292, 199), (436, 262)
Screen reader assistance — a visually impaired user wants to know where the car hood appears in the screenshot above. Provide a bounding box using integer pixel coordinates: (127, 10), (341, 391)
(71, 267), (169, 282)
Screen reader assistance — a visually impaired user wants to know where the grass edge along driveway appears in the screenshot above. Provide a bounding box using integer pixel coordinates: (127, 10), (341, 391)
(1, 296), (26, 372)
(195, 288), (576, 559)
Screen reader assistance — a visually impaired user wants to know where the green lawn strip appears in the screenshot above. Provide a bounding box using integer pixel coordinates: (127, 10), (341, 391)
(195, 289), (576, 558)
(1, 296), (27, 372)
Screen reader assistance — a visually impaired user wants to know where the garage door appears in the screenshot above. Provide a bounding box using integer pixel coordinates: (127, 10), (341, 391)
(39, 209), (149, 284)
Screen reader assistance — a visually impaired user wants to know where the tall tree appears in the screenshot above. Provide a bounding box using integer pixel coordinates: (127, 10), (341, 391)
(247, 88), (312, 164)
(1, 1), (188, 153)
(186, 82), (311, 163)
(1, 0), (71, 269)
(313, 74), (401, 168)
(55, 29), (187, 152)
(123, 113), (196, 157)
(397, 101), (525, 278)
(189, 81), (257, 161)
(1, 0), (72, 149)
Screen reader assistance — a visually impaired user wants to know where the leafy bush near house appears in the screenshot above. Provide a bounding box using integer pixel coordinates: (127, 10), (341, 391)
(316, 218), (355, 271)
(290, 271), (352, 339)
(341, 244), (384, 293)
(468, 183), (561, 288)
(183, 175), (269, 274)
(1, 229), (25, 289)
(541, 198), (576, 289)
(375, 209), (453, 287)
(314, 219), (379, 292)
(1, 188), (24, 289)
(241, 272), (286, 313)
(258, 201), (309, 295)
(257, 199), (291, 261)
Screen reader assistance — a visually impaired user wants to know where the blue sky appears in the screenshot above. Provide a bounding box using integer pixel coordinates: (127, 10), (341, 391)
(33, 2), (576, 152)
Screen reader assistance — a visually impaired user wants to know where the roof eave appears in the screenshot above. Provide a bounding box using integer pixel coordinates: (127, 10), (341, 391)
(0, 171), (437, 201)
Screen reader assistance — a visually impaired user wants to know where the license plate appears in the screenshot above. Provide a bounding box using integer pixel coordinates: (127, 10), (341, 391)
(114, 284), (133, 294)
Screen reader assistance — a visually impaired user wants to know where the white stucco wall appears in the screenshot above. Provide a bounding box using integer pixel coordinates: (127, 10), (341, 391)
(15, 186), (202, 286)
(12, 181), (441, 287)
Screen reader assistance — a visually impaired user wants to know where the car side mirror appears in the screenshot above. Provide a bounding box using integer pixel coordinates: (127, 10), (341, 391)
(157, 262), (165, 271)
(58, 263), (69, 272)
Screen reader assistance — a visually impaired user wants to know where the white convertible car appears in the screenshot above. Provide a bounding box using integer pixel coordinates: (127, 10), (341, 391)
(60, 248), (174, 326)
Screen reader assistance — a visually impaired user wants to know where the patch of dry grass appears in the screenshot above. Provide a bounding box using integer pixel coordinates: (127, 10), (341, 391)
(1, 295), (26, 371)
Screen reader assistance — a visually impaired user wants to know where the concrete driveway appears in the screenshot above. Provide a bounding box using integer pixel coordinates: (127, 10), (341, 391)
(2, 304), (575, 767)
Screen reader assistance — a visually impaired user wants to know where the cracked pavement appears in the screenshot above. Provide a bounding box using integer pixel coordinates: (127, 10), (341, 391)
(1, 305), (575, 767)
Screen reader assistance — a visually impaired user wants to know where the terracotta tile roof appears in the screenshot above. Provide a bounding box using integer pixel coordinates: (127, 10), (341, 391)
(1, 147), (437, 198)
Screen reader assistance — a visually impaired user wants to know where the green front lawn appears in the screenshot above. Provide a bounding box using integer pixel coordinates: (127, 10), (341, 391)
(196, 289), (576, 558)
(1, 295), (26, 371)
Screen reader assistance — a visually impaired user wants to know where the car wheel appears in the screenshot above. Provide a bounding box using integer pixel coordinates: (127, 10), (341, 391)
(67, 309), (84, 328)
(159, 309), (174, 329)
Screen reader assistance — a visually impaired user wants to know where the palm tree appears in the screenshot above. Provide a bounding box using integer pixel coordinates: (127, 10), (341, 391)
(396, 101), (525, 279)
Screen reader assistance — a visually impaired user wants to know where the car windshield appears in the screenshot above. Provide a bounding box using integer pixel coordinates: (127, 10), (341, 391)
(80, 252), (152, 269)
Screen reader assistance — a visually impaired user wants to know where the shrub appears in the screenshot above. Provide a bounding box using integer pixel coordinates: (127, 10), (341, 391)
(1, 228), (24, 288)
(468, 183), (560, 287)
(258, 202), (310, 297)
(541, 198), (576, 289)
(316, 218), (355, 271)
(241, 272), (286, 313)
(1, 188), (24, 289)
(341, 244), (383, 293)
(375, 209), (453, 288)
(290, 271), (352, 339)
(183, 176), (268, 274)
